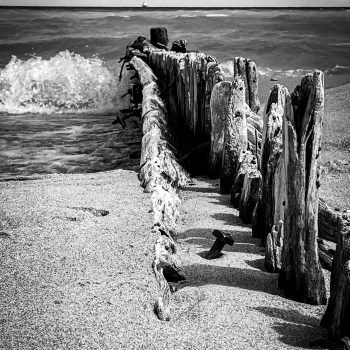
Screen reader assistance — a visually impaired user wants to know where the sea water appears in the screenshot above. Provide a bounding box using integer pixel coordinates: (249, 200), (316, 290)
(1, 8), (350, 178)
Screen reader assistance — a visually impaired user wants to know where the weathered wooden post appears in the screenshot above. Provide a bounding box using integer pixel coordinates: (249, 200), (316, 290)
(150, 27), (169, 49)
(230, 150), (256, 207)
(247, 59), (260, 115)
(239, 168), (262, 224)
(251, 84), (287, 240)
(278, 71), (327, 305)
(233, 57), (260, 114)
(220, 76), (248, 194)
(209, 81), (231, 178)
(265, 220), (283, 272)
(321, 217), (350, 341)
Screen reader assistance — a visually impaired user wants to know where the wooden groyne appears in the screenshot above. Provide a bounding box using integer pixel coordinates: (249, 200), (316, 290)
(119, 27), (350, 344)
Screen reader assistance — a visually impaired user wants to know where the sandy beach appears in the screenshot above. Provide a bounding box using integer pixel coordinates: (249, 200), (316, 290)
(0, 80), (348, 348)
(0, 172), (330, 349)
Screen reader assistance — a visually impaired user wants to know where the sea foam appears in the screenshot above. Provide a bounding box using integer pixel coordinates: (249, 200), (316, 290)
(0, 51), (120, 115)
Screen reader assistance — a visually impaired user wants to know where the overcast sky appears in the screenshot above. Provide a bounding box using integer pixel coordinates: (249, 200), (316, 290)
(0, 0), (349, 6)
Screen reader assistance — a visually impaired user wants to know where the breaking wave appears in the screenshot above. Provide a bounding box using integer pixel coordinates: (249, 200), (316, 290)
(218, 61), (234, 78)
(259, 65), (350, 78)
(219, 61), (315, 79)
(324, 64), (350, 75)
(218, 61), (350, 82)
(0, 51), (120, 115)
(206, 14), (230, 17)
(258, 67), (314, 78)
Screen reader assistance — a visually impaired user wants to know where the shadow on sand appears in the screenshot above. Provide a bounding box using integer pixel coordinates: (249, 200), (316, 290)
(254, 307), (328, 348)
(177, 227), (263, 254)
(179, 263), (281, 296)
(176, 227), (278, 296)
(176, 178), (328, 348)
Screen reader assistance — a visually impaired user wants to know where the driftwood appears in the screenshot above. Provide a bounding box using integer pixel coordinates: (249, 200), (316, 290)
(233, 57), (260, 114)
(220, 76), (248, 194)
(251, 84), (287, 240)
(278, 71), (327, 305)
(208, 81), (231, 178)
(321, 218), (350, 341)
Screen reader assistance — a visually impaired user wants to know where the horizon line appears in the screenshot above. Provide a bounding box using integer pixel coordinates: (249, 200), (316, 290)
(0, 5), (349, 9)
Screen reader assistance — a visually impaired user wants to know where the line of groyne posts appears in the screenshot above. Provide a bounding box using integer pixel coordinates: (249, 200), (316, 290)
(119, 27), (350, 345)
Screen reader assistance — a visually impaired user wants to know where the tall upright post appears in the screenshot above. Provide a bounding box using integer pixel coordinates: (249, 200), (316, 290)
(209, 81), (231, 178)
(252, 84), (287, 240)
(278, 71), (327, 305)
(150, 27), (169, 49)
(220, 76), (248, 194)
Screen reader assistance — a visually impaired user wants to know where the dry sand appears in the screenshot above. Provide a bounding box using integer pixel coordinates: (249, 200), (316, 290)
(0, 171), (330, 349)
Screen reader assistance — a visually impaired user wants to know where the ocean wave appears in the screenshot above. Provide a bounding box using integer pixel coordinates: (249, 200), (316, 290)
(218, 61), (312, 79)
(205, 14), (230, 17)
(176, 14), (199, 18)
(258, 64), (350, 78)
(325, 64), (350, 75)
(258, 67), (314, 78)
(0, 51), (121, 115)
(218, 61), (234, 78)
(332, 42), (350, 46)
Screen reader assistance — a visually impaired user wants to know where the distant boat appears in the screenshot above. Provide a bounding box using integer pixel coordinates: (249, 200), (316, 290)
(142, 1), (149, 7)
